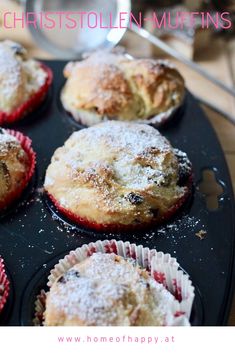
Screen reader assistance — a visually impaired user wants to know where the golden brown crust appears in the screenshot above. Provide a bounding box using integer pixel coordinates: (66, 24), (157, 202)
(44, 122), (191, 229)
(65, 60), (133, 117)
(0, 129), (30, 210)
(61, 51), (185, 126)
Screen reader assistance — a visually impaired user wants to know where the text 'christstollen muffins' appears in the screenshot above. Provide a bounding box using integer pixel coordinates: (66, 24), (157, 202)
(61, 49), (185, 127)
(0, 40), (52, 125)
(44, 121), (192, 231)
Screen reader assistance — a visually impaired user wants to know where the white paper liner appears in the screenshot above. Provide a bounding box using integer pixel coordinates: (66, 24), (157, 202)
(62, 99), (184, 128)
(34, 240), (195, 326)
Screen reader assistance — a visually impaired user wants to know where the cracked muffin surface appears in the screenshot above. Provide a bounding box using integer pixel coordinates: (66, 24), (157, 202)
(44, 121), (192, 230)
(61, 50), (185, 126)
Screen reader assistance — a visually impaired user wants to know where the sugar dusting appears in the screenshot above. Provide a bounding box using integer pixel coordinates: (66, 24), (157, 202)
(46, 253), (176, 326)
(0, 41), (47, 113)
(45, 122), (189, 221)
(0, 129), (20, 154)
(0, 44), (22, 101)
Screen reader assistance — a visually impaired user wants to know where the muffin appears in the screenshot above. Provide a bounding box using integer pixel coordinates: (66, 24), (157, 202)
(44, 253), (185, 326)
(44, 121), (192, 231)
(0, 128), (35, 211)
(61, 50), (185, 127)
(0, 40), (52, 124)
(35, 240), (195, 326)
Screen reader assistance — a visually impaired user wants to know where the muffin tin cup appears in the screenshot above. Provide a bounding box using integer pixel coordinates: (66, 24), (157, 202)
(0, 257), (10, 313)
(34, 239), (195, 326)
(0, 129), (36, 211)
(0, 63), (53, 125)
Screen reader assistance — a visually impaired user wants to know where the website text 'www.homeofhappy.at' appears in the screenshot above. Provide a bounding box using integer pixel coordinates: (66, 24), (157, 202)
(57, 334), (175, 345)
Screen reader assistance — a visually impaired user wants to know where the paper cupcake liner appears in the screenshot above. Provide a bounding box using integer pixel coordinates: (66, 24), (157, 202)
(34, 240), (195, 326)
(33, 290), (47, 326)
(0, 257), (10, 313)
(63, 99), (183, 129)
(0, 63), (53, 125)
(46, 174), (192, 232)
(0, 129), (36, 211)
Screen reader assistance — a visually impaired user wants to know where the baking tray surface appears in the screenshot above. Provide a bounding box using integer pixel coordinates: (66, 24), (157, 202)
(0, 60), (234, 326)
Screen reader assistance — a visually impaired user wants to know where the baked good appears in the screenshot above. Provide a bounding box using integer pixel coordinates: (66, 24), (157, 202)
(44, 252), (179, 326)
(0, 40), (52, 124)
(61, 50), (185, 126)
(0, 128), (35, 211)
(44, 121), (192, 231)
(35, 240), (195, 326)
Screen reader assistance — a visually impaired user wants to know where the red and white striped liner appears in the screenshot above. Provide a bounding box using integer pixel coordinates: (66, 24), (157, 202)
(0, 257), (10, 313)
(34, 240), (195, 326)
(46, 174), (192, 232)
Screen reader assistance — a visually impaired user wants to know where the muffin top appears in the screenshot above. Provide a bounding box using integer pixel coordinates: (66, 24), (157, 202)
(61, 50), (185, 125)
(0, 40), (47, 114)
(0, 128), (30, 209)
(44, 121), (191, 228)
(44, 253), (177, 326)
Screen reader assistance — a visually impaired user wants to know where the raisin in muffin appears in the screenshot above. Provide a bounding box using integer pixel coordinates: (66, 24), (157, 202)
(0, 128), (34, 210)
(61, 50), (184, 126)
(44, 253), (181, 326)
(44, 121), (192, 231)
(0, 40), (52, 124)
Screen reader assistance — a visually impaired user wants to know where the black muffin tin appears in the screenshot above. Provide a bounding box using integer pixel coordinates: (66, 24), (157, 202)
(0, 60), (234, 326)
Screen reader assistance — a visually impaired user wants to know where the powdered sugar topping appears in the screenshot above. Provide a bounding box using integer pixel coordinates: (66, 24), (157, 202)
(47, 253), (177, 326)
(0, 40), (47, 113)
(0, 129), (20, 154)
(62, 121), (175, 190)
(0, 44), (22, 101)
